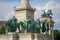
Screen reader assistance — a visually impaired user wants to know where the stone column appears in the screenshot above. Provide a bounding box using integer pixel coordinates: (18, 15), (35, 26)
(15, 0), (35, 32)
(49, 22), (51, 35)
(40, 21), (42, 34)
(49, 20), (54, 40)
(21, 0), (29, 4)
(50, 25), (54, 40)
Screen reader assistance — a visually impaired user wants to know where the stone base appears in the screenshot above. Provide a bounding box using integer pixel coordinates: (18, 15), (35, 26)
(0, 33), (52, 40)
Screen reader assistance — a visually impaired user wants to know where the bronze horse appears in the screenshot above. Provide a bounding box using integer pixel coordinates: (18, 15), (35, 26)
(41, 9), (53, 17)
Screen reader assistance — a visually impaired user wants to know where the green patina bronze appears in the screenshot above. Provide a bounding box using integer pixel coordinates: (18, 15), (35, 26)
(6, 11), (51, 33)
(6, 18), (49, 33)
(41, 10), (47, 17)
(41, 9), (53, 17)
(35, 19), (41, 33)
(20, 18), (32, 32)
(42, 20), (49, 33)
(20, 18), (41, 33)
(47, 9), (53, 16)
(6, 17), (20, 32)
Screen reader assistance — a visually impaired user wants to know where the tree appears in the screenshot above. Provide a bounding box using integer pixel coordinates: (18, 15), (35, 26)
(54, 30), (60, 40)
(0, 26), (6, 34)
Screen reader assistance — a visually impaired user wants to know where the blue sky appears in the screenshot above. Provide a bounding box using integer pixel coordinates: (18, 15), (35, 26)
(0, 0), (60, 30)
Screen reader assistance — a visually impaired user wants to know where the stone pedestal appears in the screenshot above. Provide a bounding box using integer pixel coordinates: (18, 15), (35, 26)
(15, 0), (36, 22)
(40, 16), (54, 40)
(0, 33), (52, 40)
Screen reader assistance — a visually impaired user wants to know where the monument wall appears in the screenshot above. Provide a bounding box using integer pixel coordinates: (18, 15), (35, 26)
(0, 33), (52, 40)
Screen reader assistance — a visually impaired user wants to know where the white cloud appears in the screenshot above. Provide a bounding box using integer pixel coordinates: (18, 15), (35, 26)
(0, 1), (60, 21)
(43, 1), (60, 10)
(0, 1), (19, 21)
(34, 1), (60, 19)
(54, 18), (60, 23)
(0, 0), (60, 30)
(4, 11), (15, 20)
(34, 1), (60, 30)
(34, 6), (42, 20)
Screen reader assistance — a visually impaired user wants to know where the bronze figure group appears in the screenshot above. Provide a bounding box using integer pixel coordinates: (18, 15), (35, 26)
(5, 9), (53, 33)
(6, 18), (49, 33)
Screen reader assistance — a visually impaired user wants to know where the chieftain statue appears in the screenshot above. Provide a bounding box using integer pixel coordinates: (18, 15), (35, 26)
(5, 9), (53, 33)
(35, 19), (41, 33)
(6, 16), (20, 33)
(42, 20), (49, 33)
(6, 18), (49, 33)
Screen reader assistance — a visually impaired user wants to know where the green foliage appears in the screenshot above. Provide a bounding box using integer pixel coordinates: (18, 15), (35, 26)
(0, 26), (6, 34)
(54, 30), (60, 40)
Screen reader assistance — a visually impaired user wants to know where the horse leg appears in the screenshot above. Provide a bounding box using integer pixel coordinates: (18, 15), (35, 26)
(17, 26), (20, 33)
